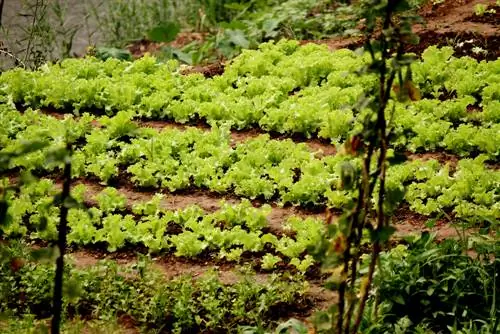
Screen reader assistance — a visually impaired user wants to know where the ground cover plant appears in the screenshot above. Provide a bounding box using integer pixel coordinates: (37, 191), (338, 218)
(0, 0), (499, 333)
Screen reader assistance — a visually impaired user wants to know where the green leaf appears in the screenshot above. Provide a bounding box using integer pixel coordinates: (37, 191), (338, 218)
(225, 29), (250, 48)
(262, 19), (281, 37)
(385, 186), (405, 209)
(31, 246), (59, 263)
(172, 48), (194, 65)
(147, 22), (180, 43)
(275, 318), (308, 334)
(370, 226), (396, 242)
(339, 161), (356, 190)
(95, 47), (132, 61)
(63, 196), (80, 209)
(393, 294), (405, 305)
(64, 277), (82, 302)
(425, 218), (437, 228)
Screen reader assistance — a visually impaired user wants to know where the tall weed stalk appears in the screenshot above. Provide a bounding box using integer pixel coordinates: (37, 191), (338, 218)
(312, 1), (421, 332)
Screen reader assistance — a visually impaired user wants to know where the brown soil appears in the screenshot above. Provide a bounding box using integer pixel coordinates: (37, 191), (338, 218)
(298, 0), (500, 61)
(127, 32), (206, 57)
(392, 205), (466, 240)
(181, 61), (225, 78)
(407, 151), (460, 169)
(402, 0), (500, 60)
(466, 5), (500, 25)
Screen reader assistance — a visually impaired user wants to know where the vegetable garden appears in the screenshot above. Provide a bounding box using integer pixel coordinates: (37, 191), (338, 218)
(0, 0), (498, 333)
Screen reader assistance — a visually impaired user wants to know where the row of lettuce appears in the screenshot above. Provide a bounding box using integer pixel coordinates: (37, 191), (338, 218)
(1, 105), (498, 223)
(0, 42), (498, 158)
(2, 178), (321, 272)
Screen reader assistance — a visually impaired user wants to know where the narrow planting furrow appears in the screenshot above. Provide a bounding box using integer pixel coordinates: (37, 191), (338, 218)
(64, 176), (467, 241)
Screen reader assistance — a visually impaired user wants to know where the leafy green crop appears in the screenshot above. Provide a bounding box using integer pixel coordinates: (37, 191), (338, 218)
(0, 242), (309, 333)
(2, 42), (497, 159)
(1, 179), (326, 268)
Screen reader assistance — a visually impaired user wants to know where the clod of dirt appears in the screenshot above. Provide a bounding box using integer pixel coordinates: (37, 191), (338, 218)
(180, 61), (225, 78)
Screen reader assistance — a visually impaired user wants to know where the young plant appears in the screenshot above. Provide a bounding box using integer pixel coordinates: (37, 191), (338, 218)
(311, 1), (420, 333)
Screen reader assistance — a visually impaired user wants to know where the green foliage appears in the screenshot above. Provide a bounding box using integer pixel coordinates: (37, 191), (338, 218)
(147, 22), (181, 43)
(87, 0), (177, 48)
(363, 233), (499, 333)
(0, 103), (497, 223)
(94, 47), (132, 61)
(1, 177), (326, 266)
(0, 243), (309, 333)
(2, 42), (498, 159)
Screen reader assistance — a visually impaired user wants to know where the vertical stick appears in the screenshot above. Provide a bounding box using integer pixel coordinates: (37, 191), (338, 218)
(0, 0), (5, 27)
(51, 145), (72, 334)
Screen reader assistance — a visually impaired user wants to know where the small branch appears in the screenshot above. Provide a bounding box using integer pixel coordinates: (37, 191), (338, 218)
(0, 49), (27, 69)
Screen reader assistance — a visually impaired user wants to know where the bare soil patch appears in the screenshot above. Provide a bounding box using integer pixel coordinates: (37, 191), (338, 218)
(316, 0), (500, 61)
(127, 32), (206, 57)
(392, 205), (465, 240)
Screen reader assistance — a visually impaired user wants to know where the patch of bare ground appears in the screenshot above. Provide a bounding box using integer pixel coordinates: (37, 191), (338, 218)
(181, 61), (225, 78)
(466, 5), (500, 25)
(409, 0), (500, 60)
(127, 32), (206, 58)
(392, 205), (479, 241)
(304, 0), (500, 60)
(407, 151), (460, 169)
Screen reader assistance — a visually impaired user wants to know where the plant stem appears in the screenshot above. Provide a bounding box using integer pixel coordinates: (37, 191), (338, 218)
(51, 145), (72, 334)
(24, 0), (45, 65)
